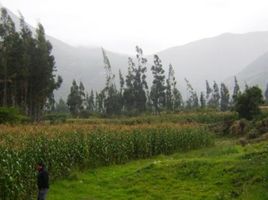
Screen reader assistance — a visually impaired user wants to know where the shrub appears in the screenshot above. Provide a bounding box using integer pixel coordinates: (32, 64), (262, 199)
(234, 86), (264, 120)
(0, 107), (26, 124)
(230, 119), (250, 136)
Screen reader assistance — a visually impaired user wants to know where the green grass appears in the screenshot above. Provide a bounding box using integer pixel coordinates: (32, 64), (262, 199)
(48, 139), (268, 200)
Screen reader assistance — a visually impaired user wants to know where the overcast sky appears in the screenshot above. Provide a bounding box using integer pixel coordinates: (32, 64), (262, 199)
(1, 0), (268, 54)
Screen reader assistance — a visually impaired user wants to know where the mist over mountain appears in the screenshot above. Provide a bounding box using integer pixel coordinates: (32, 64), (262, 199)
(156, 32), (268, 93)
(2, 5), (268, 100)
(225, 51), (268, 92)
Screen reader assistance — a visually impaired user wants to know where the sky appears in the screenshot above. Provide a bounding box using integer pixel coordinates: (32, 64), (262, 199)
(1, 0), (268, 54)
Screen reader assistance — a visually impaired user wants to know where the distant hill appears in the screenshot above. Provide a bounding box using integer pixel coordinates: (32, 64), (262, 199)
(2, 5), (268, 99)
(156, 32), (268, 93)
(225, 52), (268, 92)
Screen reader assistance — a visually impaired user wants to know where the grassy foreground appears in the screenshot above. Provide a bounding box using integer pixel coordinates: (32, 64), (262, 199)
(48, 139), (268, 200)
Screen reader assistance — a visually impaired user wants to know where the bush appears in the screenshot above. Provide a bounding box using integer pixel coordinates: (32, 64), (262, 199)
(234, 86), (264, 120)
(247, 128), (260, 139)
(0, 107), (27, 124)
(230, 119), (250, 136)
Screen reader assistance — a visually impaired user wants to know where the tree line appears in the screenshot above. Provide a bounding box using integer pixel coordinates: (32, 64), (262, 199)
(0, 8), (62, 120)
(1, 8), (267, 119)
(63, 47), (268, 117)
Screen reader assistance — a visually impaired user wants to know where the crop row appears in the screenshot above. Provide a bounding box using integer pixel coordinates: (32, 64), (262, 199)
(0, 126), (214, 200)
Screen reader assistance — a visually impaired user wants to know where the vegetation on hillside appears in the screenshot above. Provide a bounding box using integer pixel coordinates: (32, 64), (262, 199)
(48, 140), (268, 200)
(0, 113), (216, 199)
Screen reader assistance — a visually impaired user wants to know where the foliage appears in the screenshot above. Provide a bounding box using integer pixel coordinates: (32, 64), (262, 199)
(123, 46), (148, 113)
(185, 78), (199, 109)
(0, 107), (27, 124)
(231, 76), (240, 106)
(207, 81), (220, 109)
(0, 9), (62, 120)
(54, 98), (69, 113)
(234, 86), (264, 120)
(220, 83), (230, 111)
(0, 121), (214, 199)
(49, 139), (268, 200)
(166, 64), (183, 111)
(67, 80), (83, 116)
(200, 92), (206, 108)
(150, 55), (166, 113)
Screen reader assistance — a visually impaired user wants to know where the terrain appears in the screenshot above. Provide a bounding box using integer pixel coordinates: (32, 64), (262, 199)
(48, 139), (268, 200)
(1, 111), (268, 200)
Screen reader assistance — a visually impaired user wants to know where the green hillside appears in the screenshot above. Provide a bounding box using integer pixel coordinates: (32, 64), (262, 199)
(48, 139), (268, 200)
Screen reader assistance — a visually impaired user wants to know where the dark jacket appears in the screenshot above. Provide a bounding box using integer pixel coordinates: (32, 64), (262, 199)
(37, 169), (49, 189)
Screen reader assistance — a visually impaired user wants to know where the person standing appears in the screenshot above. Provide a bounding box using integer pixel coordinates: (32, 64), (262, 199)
(37, 162), (49, 200)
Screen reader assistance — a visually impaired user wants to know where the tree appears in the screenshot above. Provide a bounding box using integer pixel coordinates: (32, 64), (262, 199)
(200, 92), (206, 108)
(206, 80), (212, 101)
(166, 64), (182, 111)
(0, 8), (17, 107)
(55, 98), (69, 113)
(185, 78), (199, 109)
(27, 23), (62, 120)
(123, 46), (148, 113)
(67, 80), (81, 116)
(0, 9), (62, 120)
(86, 90), (95, 113)
(118, 70), (125, 111)
(79, 81), (86, 111)
(173, 87), (183, 111)
(220, 83), (230, 111)
(150, 55), (166, 113)
(209, 81), (220, 109)
(102, 48), (121, 115)
(234, 86), (264, 120)
(265, 83), (268, 104)
(232, 76), (240, 101)
(95, 91), (105, 114)
(166, 64), (173, 111)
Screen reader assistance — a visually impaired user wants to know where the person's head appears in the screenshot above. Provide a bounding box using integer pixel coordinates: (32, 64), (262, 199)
(37, 162), (45, 171)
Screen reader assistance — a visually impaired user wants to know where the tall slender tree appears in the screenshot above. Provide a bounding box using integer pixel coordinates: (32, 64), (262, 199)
(0, 8), (18, 107)
(185, 78), (199, 109)
(86, 90), (95, 113)
(79, 81), (86, 111)
(232, 76), (240, 100)
(102, 48), (121, 115)
(30, 23), (62, 120)
(166, 64), (182, 111)
(200, 92), (206, 109)
(206, 80), (212, 101)
(220, 83), (230, 111)
(150, 55), (166, 113)
(67, 80), (81, 116)
(210, 81), (220, 109)
(123, 46), (148, 113)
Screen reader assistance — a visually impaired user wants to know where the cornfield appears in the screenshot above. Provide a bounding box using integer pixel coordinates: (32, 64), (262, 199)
(0, 120), (215, 199)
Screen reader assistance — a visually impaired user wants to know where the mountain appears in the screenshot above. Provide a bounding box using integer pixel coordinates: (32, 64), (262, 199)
(225, 51), (268, 92)
(2, 5), (268, 99)
(156, 32), (268, 93)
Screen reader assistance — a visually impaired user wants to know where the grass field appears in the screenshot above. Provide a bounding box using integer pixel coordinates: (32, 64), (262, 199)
(1, 111), (268, 199)
(48, 138), (268, 200)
